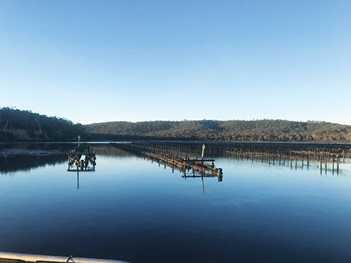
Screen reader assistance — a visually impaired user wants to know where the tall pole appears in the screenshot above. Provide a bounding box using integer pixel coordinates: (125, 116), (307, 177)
(201, 144), (206, 164)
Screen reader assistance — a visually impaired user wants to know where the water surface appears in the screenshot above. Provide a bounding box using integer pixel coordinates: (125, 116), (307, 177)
(1, 143), (351, 263)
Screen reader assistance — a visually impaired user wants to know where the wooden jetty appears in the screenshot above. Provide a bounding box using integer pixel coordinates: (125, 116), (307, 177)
(112, 143), (223, 179)
(0, 251), (127, 263)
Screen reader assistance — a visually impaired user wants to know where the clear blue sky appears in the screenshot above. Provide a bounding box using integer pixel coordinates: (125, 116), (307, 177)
(0, 0), (350, 125)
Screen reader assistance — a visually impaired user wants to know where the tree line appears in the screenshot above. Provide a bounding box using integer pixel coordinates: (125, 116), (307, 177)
(0, 107), (84, 141)
(85, 119), (351, 142)
(2, 107), (351, 142)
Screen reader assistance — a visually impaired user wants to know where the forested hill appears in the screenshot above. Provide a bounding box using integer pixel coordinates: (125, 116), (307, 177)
(85, 120), (351, 142)
(0, 108), (84, 141)
(2, 107), (351, 142)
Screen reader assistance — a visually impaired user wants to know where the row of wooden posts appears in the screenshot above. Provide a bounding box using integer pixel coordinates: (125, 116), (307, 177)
(112, 143), (223, 178)
(112, 142), (350, 175)
(141, 141), (349, 163)
(225, 149), (344, 174)
(146, 151), (223, 176)
(225, 149), (346, 162)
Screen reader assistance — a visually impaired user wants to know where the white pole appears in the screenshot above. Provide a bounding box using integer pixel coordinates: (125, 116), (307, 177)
(201, 144), (206, 163)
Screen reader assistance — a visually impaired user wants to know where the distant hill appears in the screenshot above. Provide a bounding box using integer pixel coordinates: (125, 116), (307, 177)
(0, 108), (84, 141)
(85, 120), (351, 142)
(2, 107), (351, 143)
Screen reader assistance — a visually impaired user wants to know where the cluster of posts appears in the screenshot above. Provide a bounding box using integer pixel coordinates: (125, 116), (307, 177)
(67, 144), (97, 171)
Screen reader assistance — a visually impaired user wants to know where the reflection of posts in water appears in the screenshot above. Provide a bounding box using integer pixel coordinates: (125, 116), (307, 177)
(301, 158), (304, 169)
(332, 159), (335, 175)
(337, 156), (340, 173)
(201, 176), (204, 193)
(181, 167), (222, 193)
(320, 157), (323, 175)
(77, 170), (79, 190)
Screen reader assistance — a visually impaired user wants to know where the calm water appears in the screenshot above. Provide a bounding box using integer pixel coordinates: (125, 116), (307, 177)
(1, 143), (351, 263)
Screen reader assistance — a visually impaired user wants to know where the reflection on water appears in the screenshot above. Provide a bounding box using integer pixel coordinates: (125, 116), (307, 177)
(1, 142), (349, 176)
(1, 143), (351, 263)
(151, 160), (223, 194)
(77, 170), (80, 189)
(0, 152), (66, 174)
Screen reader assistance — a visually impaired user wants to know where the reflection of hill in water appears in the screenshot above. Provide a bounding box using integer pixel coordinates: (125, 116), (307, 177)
(93, 144), (134, 157)
(0, 143), (73, 174)
(0, 143), (132, 174)
(0, 142), (75, 153)
(0, 154), (66, 174)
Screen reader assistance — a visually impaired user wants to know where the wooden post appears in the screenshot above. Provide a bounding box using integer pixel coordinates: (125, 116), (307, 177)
(217, 168), (223, 176)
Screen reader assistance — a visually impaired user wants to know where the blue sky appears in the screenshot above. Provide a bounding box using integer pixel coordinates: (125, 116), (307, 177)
(0, 0), (350, 125)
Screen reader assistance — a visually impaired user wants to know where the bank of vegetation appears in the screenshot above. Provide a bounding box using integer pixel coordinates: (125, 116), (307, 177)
(86, 120), (351, 142)
(2, 108), (351, 142)
(0, 108), (84, 141)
